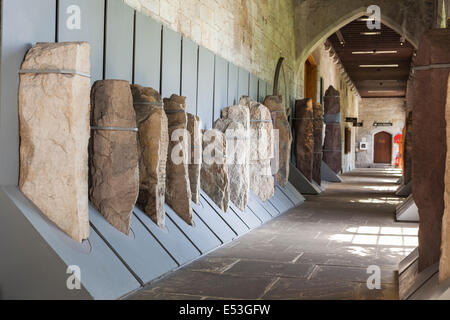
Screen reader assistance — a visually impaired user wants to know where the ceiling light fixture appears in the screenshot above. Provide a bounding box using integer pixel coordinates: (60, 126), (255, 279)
(358, 17), (375, 22)
(352, 50), (398, 54)
(336, 30), (345, 46)
(361, 32), (381, 35)
(359, 64), (399, 68)
(368, 90), (399, 93)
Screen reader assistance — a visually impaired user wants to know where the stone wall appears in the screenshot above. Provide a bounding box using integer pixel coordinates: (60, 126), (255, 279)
(124, 0), (299, 106)
(355, 98), (406, 167)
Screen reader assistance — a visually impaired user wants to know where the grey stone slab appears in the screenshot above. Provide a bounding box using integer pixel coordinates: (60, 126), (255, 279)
(197, 46), (215, 129)
(268, 187), (294, 214)
(321, 161), (343, 183)
(214, 56), (228, 121)
(192, 197), (237, 244)
(187, 257), (240, 274)
(229, 202), (262, 229)
(58, 0), (105, 82)
(310, 265), (397, 284)
(104, 0), (134, 81)
(200, 190), (249, 236)
(89, 204), (178, 284)
(224, 260), (314, 279)
(161, 26), (181, 98)
(289, 163), (322, 195)
(165, 204), (222, 254)
(0, 187), (140, 300)
(279, 182), (306, 206)
(258, 79), (267, 103)
(228, 63), (239, 105)
(249, 73), (258, 101)
(181, 37), (198, 114)
(134, 12), (161, 89)
(0, 0), (56, 186)
(238, 67), (249, 98)
(133, 207), (200, 266)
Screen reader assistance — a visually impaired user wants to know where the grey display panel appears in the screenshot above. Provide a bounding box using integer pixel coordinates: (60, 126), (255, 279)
(230, 203), (262, 229)
(197, 47), (215, 129)
(214, 56), (229, 121)
(57, 0), (105, 83)
(249, 73), (258, 101)
(134, 12), (162, 89)
(104, 0), (134, 81)
(258, 79), (267, 102)
(228, 63), (239, 105)
(181, 37), (198, 115)
(161, 26), (181, 98)
(238, 68), (249, 99)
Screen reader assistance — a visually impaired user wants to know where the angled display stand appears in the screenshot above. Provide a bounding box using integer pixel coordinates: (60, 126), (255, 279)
(289, 164), (322, 195)
(396, 181), (412, 197)
(321, 161), (343, 183)
(395, 195), (419, 222)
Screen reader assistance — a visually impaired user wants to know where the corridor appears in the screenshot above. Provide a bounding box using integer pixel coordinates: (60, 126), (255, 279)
(130, 168), (418, 300)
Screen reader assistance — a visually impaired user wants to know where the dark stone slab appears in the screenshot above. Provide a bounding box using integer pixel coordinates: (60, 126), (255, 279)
(323, 86), (342, 174)
(224, 260), (314, 279)
(313, 103), (324, 185)
(294, 98), (314, 181)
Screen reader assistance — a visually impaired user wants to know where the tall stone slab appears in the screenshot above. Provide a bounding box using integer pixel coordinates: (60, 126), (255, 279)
(264, 95), (292, 187)
(412, 29), (450, 272)
(19, 42), (91, 243)
(214, 104), (250, 211)
(240, 97), (275, 202)
(164, 95), (193, 225)
(187, 113), (202, 204)
(323, 86), (342, 174)
(131, 84), (168, 228)
(90, 80), (139, 235)
(313, 103), (324, 185)
(201, 129), (230, 212)
(441, 74), (450, 282)
(404, 111), (413, 185)
(294, 98), (314, 182)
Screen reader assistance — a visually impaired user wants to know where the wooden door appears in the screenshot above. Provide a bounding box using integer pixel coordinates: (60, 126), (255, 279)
(304, 56), (317, 104)
(374, 132), (392, 163)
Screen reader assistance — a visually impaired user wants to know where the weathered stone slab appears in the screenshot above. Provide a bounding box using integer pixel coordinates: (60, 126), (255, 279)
(404, 111), (413, 185)
(412, 29), (450, 273)
(131, 84), (168, 228)
(214, 106), (250, 211)
(323, 86), (342, 174)
(201, 129), (230, 212)
(90, 80), (139, 235)
(19, 42), (91, 242)
(264, 95), (292, 187)
(239, 97), (275, 202)
(294, 98), (314, 182)
(187, 113), (202, 204)
(441, 73), (450, 282)
(164, 94), (193, 225)
(313, 103), (324, 185)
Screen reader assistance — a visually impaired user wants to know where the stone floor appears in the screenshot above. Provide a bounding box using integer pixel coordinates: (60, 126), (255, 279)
(129, 168), (418, 300)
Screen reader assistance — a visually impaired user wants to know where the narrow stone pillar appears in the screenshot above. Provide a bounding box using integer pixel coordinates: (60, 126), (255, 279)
(240, 97), (275, 202)
(264, 95), (292, 187)
(201, 129), (230, 211)
(19, 42), (91, 242)
(441, 74), (450, 282)
(214, 104), (250, 211)
(131, 84), (168, 228)
(412, 29), (450, 272)
(90, 80), (139, 235)
(164, 95), (193, 225)
(294, 98), (314, 181)
(187, 114), (202, 204)
(323, 86), (342, 174)
(313, 103), (324, 185)
(403, 111), (413, 185)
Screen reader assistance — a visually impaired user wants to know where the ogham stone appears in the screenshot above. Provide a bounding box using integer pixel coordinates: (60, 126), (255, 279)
(19, 42), (90, 243)
(412, 29), (450, 272)
(187, 113), (202, 204)
(214, 105), (250, 211)
(164, 95), (193, 225)
(90, 80), (139, 235)
(323, 86), (342, 174)
(264, 95), (292, 187)
(441, 74), (450, 282)
(131, 85), (168, 228)
(294, 98), (314, 182)
(313, 103), (324, 185)
(240, 97), (275, 202)
(201, 129), (230, 212)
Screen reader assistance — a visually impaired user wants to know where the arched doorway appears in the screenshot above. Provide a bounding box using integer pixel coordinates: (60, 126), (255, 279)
(374, 131), (393, 164)
(304, 55), (317, 104)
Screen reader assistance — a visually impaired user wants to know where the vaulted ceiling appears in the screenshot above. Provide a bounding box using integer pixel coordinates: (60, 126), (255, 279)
(328, 18), (415, 98)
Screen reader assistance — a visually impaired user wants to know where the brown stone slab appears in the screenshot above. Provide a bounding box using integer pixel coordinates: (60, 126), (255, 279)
(264, 95), (293, 187)
(413, 29), (450, 272)
(201, 129), (230, 212)
(323, 86), (342, 174)
(90, 80), (139, 235)
(19, 42), (91, 242)
(313, 103), (324, 185)
(294, 98), (314, 181)
(187, 113), (202, 204)
(131, 84), (168, 228)
(404, 110), (413, 184)
(164, 94), (193, 225)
